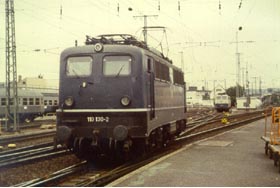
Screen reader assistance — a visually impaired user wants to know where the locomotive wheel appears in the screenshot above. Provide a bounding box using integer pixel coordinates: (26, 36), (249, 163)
(73, 138), (93, 160)
(73, 138), (81, 158)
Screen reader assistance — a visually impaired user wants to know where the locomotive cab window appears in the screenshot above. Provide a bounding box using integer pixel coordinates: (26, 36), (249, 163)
(103, 56), (132, 76)
(66, 56), (92, 77)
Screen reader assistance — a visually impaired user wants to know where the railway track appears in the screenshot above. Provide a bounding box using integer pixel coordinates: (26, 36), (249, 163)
(0, 119), (56, 130)
(186, 113), (223, 128)
(185, 109), (268, 135)
(14, 161), (89, 187)
(186, 108), (216, 122)
(0, 142), (68, 168)
(13, 109), (268, 187)
(14, 146), (183, 187)
(178, 110), (267, 144)
(0, 130), (55, 146)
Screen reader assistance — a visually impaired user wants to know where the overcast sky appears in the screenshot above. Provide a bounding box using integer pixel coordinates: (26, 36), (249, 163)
(0, 0), (279, 90)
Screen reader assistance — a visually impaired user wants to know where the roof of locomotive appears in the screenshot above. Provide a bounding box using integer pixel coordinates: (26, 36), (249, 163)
(61, 44), (143, 58)
(60, 34), (183, 72)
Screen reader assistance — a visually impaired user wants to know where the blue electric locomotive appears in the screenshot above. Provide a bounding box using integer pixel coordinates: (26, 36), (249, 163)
(56, 34), (187, 160)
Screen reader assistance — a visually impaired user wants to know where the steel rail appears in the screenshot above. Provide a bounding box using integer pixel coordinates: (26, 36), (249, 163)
(0, 142), (53, 155)
(0, 147), (67, 168)
(16, 119), (56, 130)
(14, 161), (88, 187)
(177, 114), (265, 143)
(183, 109), (268, 136)
(0, 130), (55, 145)
(0, 146), (53, 163)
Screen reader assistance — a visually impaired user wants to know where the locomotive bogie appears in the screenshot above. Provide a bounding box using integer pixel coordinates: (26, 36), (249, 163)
(56, 110), (186, 160)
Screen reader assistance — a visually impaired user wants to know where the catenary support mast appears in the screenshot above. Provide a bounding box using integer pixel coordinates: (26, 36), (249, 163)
(5, 0), (18, 131)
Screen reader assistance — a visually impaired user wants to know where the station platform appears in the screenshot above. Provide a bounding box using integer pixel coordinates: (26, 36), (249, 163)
(108, 118), (280, 186)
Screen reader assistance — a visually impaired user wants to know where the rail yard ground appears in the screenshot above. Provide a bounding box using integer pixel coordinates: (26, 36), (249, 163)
(108, 117), (280, 187)
(0, 110), (279, 186)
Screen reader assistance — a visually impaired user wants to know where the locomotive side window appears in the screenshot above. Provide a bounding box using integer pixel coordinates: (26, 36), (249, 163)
(169, 68), (174, 83)
(154, 61), (170, 82)
(173, 69), (184, 85)
(66, 56), (92, 77)
(147, 58), (153, 73)
(103, 56), (131, 76)
(154, 61), (161, 79)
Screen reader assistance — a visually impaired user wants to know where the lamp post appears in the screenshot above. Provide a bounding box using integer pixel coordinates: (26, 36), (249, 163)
(236, 26), (242, 101)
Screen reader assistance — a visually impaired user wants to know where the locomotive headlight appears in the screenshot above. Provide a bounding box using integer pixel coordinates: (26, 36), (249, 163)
(120, 96), (131, 106)
(65, 96), (74, 107)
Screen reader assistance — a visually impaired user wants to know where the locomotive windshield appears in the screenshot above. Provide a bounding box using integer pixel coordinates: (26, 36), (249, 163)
(103, 56), (132, 77)
(66, 56), (92, 77)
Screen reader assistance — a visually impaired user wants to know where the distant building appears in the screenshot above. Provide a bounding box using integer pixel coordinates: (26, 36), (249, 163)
(186, 86), (213, 108)
(18, 75), (58, 91)
(267, 88), (280, 94)
(236, 97), (261, 110)
(17, 75), (58, 94)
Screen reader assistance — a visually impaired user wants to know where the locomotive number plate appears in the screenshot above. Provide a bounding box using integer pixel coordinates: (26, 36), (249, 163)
(87, 116), (109, 123)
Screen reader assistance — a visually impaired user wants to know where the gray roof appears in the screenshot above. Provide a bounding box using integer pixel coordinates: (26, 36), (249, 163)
(0, 88), (43, 97)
